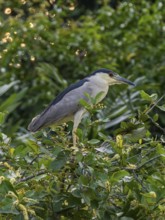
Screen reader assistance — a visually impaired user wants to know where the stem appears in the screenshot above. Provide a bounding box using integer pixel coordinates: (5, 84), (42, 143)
(137, 154), (164, 170)
(145, 94), (165, 114)
(148, 116), (165, 133)
(18, 170), (47, 182)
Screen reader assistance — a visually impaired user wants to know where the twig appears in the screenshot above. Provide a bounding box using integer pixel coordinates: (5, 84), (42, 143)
(148, 116), (165, 133)
(145, 94), (165, 114)
(21, 154), (42, 178)
(18, 170), (47, 182)
(124, 154), (164, 172)
(136, 147), (156, 165)
(137, 154), (164, 170)
(132, 170), (147, 191)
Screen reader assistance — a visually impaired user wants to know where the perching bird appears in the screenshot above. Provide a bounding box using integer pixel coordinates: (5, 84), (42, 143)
(28, 69), (135, 145)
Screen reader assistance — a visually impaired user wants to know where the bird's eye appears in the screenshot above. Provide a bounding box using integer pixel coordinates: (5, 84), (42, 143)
(109, 72), (114, 77)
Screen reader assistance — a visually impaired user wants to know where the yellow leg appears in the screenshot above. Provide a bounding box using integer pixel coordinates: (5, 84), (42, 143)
(72, 109), (85, 146)
(72, 128), (78, 147)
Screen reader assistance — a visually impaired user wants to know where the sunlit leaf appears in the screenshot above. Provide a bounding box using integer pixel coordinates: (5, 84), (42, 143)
(0, 198), (19, 214)
(140, 90), (152, 101)
(27, 140), (40, 154)
(88, 139), (100, 145)
(94, 91), (105, 103)
(0, 88), (27, 113)
(157, 104), (165, 111)
(110, 170), (130, 184)
(0, 81), (18, 96)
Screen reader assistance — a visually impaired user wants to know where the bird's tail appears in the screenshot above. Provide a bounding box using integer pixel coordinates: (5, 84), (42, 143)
(28, 115), (44, 132)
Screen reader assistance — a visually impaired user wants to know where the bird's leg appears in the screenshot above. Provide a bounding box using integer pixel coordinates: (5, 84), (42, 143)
(72, 109), (84, 146)
(72, 128), (78, 147)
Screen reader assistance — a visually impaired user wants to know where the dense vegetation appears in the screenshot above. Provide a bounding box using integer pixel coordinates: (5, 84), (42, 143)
(0, 0), (165, 219)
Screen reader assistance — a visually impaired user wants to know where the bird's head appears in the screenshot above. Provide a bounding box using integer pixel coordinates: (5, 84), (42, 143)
(91, 69), (135, 86)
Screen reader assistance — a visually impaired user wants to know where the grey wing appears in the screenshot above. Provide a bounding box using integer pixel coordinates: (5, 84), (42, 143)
(28, 81), (92, 132)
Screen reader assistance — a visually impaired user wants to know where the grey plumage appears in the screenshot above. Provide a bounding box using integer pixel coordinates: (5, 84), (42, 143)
(28, 69), (135, 145)
(28, 79), (92, 132)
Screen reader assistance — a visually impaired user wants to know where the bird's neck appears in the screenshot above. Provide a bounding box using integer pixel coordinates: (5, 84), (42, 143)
(89, 74), (109, 89)
(88, 75), (109, 102)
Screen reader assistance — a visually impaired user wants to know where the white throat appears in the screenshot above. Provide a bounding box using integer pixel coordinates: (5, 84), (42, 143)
(89, 74), (109, 87)
(88, 74), (110, 102)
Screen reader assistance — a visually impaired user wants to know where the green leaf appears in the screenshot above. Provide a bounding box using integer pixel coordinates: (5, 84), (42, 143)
(140, 91), (158, 102)
(150, 93), (158, 101)
(81, 188), (96, 204)
(0, 180), (17, 196)
(140, 90), (152, 101)
(27, 140), (40, 154)
(0, 112), (6, 124)
(124, 127), (147, 142)
(0, 88), (27, 113)
(51, 145), (63, 156)
(13, 144), (29, 157)
(95, 145), (114, 154)
(88, 139), (100, 145)
(0, 198), (19, 214)
(49, 151), (69, 171)
(157, 104), (165, 111)
(110, 170), (130, 184)
(79, 98), (90, 109)
(78, 175), (89, 185)
(153, 113), (159, 122)
(94, 91), (105, 103)
(0, 81), (18, 96)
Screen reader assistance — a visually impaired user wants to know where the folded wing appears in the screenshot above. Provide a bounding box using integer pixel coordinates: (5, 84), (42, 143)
(28, 79), (92, 132)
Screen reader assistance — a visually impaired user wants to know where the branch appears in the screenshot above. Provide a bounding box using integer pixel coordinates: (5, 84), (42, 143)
(132, 170), (147, 191)
(137, 154), (165, 170)
(124, 154), (164, 171)
(18, 170), (47, 182)
(148, 115), (165, 134)
(145, 94), (165, 114)
(21, 154), (43, 178)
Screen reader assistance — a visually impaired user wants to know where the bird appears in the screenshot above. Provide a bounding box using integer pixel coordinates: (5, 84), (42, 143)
(28, 69), (135, 146)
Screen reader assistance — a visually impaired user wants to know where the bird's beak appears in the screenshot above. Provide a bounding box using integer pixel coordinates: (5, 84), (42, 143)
(114, 75), (135, 86)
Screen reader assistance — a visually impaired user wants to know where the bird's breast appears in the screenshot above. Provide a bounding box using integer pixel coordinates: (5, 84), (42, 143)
(89, 82), (109, 103)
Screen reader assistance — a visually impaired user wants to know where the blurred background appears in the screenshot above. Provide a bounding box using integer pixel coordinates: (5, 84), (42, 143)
(0, 0), (164, 136)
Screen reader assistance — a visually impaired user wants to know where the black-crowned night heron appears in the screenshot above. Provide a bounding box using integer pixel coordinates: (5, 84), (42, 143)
(28, 69), (135, 145)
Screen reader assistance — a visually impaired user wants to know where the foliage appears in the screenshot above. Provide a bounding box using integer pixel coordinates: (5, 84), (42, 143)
(0, 93), (165, 219)
(0, 0), (165, 219)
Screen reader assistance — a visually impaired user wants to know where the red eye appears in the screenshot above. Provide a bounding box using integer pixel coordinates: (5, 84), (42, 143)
(109, 72), (114, 77)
